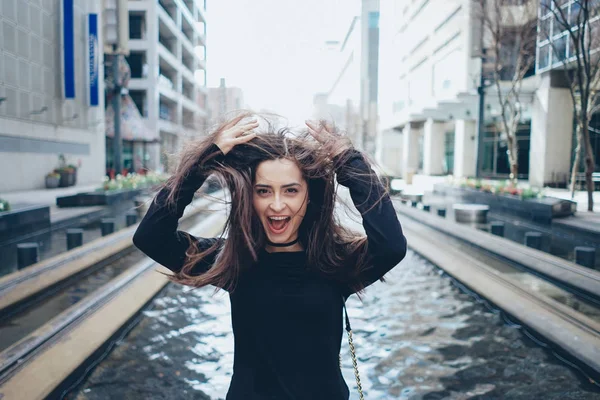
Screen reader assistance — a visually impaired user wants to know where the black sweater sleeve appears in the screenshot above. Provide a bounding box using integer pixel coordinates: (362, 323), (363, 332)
(132, 143), (225, 276)
(335, 149), (408, 294)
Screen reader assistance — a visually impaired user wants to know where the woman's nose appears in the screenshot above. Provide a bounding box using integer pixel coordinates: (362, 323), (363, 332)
(269, 196), (285, 212)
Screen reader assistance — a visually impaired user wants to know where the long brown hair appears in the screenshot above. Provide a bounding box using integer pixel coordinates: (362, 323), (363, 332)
(161, 112), (386, 297)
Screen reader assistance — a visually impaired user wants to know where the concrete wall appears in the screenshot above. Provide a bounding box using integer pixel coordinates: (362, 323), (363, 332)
(0, 0), (106, 192)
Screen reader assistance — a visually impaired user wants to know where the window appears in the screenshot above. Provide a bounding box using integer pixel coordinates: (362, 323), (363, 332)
(481, 122), (530, 179)
(444, 131), (454, 175)
(126, 52), (146, 78)
(129, 90), (147, 117)
(539, 17), (552, 41)
(538, 43), (551, 70)
(552, 34), (568, 64)
(570, 1), (581, 26)
(552, 14), (566, 37)
(129, 13), (145, 39)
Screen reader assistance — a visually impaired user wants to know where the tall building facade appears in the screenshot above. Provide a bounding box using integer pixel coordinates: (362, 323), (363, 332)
(379, 0), (598, 186)
(207, 78), (244, 123)
(380, 0), (486, 181)
(313, 17), (362, 148)
(123, 0), (208, 173)
(0, 0), (106, 192)
(313, 1), (381, 159)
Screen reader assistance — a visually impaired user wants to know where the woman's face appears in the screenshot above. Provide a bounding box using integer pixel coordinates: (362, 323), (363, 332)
(252, 158), (308, 248)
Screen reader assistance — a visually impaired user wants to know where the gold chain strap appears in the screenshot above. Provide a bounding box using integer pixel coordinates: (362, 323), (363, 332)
(341, 297), (365, 400)
(347, 329), (364, 399)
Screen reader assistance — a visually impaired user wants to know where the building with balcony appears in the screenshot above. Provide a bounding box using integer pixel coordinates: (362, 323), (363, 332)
(121, 0), (208, 173)
(0, 0), (106, 192)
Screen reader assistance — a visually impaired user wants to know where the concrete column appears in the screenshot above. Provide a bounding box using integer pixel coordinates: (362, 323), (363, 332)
(402, 122), (421, 181)
(423, 119), (446, 175)
(381, 129), (403, 176)
(146, 3), (159, 132)
(529, 73), (573, 187)
(454, 119), (477, 178)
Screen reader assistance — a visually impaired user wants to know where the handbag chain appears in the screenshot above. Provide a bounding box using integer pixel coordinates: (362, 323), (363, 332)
(340, 296), (364, 400)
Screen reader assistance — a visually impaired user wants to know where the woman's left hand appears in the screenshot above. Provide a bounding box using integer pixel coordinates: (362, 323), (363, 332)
(305, 120), (352, 158)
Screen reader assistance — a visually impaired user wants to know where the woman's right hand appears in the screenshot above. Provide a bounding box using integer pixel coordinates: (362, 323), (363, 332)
(214, 115), (259, 155)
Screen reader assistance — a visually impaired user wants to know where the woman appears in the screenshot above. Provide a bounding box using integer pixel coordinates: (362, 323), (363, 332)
(132, 113), (407, 399)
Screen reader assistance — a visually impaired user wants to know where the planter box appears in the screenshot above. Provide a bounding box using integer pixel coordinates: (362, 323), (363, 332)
(0, 204), (50, 243)
(57, 188), (143, 207)
(56, 170), (77, 187)
(45, 175), (60, 189)
(433, 183), (576, 224)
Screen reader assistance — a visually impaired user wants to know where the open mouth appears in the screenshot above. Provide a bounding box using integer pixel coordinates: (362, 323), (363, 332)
(267, 216), (291, 234)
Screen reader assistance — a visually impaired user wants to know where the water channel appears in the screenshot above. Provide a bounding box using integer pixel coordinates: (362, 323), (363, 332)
(66, 249), (600, 399)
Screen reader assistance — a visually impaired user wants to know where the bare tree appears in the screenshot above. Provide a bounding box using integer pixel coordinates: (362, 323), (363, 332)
(475, 0), (539, 185)
(542, 0), (599, 211)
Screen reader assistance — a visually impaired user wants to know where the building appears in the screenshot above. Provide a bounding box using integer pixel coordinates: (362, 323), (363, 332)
(535, 0), (600, 183)
(207, 78), (245, 123)
(380, 0), (498, 182)
(313, 19), (362, 150)
(0, 0), (106, 192)
(313, 1), (382, 160)
(122, 0), (208, 173)
(379, 0), (598, 187)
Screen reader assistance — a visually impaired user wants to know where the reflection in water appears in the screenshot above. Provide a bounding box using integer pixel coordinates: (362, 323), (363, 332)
(70, 251), (600, 399)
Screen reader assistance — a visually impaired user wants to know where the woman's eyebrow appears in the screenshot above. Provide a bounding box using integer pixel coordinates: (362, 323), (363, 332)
(254, 183), (302, 189)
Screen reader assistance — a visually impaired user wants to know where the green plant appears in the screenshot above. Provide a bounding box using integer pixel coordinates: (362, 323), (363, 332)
(0, 198), (10, 212)
(520, 187), (542, 200)
(454, 179), (543, 200)
(100, 172), (169, 192)
(46, 172), (60, 178)
(58, 154), (66, 168)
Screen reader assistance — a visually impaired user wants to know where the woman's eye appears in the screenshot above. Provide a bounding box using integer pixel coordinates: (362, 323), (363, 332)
(256, 189), (270, 195)
(286, 188), (298, 194)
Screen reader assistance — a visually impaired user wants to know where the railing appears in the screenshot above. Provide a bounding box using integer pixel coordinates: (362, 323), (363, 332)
(574, 172), (600, 191)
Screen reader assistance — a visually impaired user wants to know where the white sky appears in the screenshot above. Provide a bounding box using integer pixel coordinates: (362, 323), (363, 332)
(206, 0), (360, 126)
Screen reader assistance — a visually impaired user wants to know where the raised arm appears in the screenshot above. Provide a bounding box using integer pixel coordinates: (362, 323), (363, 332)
(133, 116), (259, 276)
(305, 120), (407, 294)
(132, 143), (225, 274)
(335, 150), (407, 288)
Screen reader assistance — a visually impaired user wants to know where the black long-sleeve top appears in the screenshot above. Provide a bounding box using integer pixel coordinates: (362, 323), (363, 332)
(132, 144), (407, 400)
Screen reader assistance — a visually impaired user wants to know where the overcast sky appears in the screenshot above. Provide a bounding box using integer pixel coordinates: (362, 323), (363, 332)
(206, 0), (360, 126)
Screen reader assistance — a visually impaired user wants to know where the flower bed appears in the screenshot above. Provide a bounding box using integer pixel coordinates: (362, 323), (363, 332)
(459, 178), (543, 200)
(57, 172), (169, 207)
(434, 178), (576, 224)
(99, 172), (168, 192)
